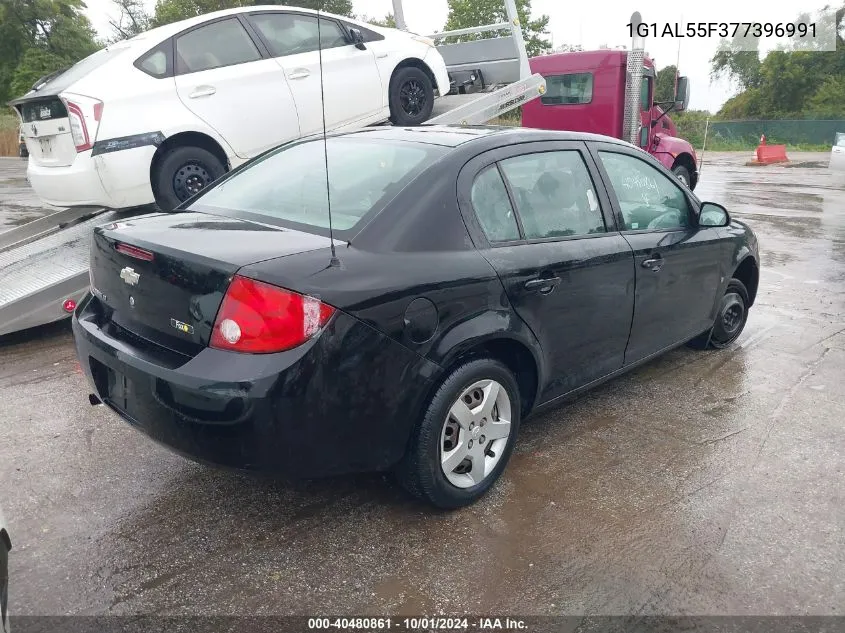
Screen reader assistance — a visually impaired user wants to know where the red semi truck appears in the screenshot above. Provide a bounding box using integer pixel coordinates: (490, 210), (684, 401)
(522, 49), (699, 190)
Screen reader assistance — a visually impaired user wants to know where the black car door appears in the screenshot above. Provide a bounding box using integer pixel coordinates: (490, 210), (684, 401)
(590, 142), (725, 365)
(458, 140), (636, 404)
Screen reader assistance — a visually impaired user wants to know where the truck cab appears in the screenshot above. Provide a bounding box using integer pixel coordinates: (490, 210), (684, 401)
(521, 49), (698, 190)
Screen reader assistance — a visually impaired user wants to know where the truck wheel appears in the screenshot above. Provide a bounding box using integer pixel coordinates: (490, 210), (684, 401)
(153, 146), (226, 211)
(389, 66), (434, 126)
(673, 165), (691, 188)
(396, 359), (521, 509)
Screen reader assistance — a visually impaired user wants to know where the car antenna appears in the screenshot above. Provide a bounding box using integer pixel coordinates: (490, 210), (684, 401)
(317, 6), (341, 268)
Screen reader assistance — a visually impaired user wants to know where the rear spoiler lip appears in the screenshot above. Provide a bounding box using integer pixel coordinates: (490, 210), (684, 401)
(7, 69), (71, 107)
(7, 89), (65, 108)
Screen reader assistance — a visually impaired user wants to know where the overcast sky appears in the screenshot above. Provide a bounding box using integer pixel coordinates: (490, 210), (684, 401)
(83, 0), (836, 112)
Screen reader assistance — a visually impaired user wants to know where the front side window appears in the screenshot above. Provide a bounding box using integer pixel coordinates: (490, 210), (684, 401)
(499, 151), (605, 239)
(192, 137), (446, 235)
(248, 13), (349, 57)
(470, 166), (521, 243)
(541, 73), (593, 105)
(598, 151), (691, 231)
(175, 19), (261, 74)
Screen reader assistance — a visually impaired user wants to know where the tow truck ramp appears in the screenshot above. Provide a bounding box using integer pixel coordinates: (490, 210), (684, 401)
(0, 208), (121, 336)
(1, 0), (545, 337)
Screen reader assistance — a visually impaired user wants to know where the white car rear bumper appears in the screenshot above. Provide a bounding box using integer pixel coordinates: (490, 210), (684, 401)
(27, 146), (157, 210)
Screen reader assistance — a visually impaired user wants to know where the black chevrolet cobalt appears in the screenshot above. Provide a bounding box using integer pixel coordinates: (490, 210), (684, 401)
(72, 126), (760, 508)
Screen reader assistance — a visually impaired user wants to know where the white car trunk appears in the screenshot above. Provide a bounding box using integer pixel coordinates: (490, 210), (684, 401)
(18, 98), (78, 168)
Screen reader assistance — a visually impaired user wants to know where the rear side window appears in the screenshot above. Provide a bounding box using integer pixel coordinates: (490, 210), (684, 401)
(192, 137), (446, 235)
(135, 43), (172, 78)
(470, 167), (520, 243)
(248, 13), (349, 57)
(175, 18), (261, 74)
(541, 73), (593, 105)
(500, 151), (605, 239)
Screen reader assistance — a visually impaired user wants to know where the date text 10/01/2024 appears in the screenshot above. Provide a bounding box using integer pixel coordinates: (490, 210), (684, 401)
(627, 22), (817, 38)
(307, 618), (527, 630)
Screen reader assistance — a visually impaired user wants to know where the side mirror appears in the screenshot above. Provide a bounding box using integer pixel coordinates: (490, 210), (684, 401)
(674, 76), (690, 112)
(349, 28), (366, 50)
(698, 202), (731, 228)
(638, 125), (649, 147)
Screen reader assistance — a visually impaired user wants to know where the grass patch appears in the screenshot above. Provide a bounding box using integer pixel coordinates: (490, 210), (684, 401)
(700, 138), (829, 152)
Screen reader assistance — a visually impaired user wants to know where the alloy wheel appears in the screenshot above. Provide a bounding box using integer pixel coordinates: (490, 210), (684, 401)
(399, 79), (427, 117)
(440, 379), (512, 488)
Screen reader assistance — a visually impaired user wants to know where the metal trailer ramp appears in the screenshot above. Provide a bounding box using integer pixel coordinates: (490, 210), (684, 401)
(0, 209), (119, 336)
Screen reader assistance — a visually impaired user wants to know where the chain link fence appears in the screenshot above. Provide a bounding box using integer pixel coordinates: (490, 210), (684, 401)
(675, 119), (845, 151)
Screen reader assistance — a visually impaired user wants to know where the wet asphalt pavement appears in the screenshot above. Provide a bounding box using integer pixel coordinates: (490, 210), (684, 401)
(1, 152), (844, 617)
(0, 158), (61, 230)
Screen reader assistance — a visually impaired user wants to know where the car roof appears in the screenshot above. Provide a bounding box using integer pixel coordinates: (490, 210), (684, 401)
(131, 4), (386, 45)
(341, 125), (633, 149)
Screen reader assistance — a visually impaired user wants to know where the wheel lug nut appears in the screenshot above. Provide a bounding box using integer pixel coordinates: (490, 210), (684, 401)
(469, 422), (474, 430)
(468, 439), (473, 449)
(480, 435), (485, 444)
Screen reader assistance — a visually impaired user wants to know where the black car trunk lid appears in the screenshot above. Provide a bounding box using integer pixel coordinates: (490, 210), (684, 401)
(90, 212), (333, 357)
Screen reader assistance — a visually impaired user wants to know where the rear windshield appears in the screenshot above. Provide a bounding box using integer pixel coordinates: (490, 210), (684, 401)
(22, 45), (130, 97)
(191, 137), (447, 237)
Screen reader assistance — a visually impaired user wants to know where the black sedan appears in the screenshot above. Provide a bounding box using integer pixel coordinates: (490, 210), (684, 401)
(72, 126), (760, 508)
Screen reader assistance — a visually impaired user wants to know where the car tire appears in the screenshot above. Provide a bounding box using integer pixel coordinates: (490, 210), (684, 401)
(397, 359), (521, 509)
(689, 279), (750, 350)
(673, 165), (691, 188)
(153, 146), (226, 211)
(389, 66), (434, 126)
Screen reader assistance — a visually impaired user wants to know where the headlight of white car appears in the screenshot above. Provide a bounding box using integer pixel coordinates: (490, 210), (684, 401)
(411, 35), (436, 48)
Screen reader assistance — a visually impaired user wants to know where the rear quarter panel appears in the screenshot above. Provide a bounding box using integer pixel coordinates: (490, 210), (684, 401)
(72, 48), (238, 163)
(239, 158), (545, 409)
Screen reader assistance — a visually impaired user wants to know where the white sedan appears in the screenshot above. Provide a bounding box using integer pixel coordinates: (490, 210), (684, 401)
(12, 6), (450, 210)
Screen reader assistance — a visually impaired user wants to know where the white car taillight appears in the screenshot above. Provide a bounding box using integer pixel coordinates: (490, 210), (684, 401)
(62, 96), (103, 153)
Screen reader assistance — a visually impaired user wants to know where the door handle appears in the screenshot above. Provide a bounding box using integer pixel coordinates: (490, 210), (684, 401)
(642, 256), (664, 272)
(524, 277), (561, 293)
(288, 69), (311, 80)
(189, 86), (216, 98)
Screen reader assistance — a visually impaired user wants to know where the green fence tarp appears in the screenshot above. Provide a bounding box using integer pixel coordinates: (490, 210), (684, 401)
(675, 119), (845, 149)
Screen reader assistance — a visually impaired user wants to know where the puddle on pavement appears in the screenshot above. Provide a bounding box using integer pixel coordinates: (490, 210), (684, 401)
(726, 190), (824, 213)
(761, 250), (797, 267)
(736, 213), (822, 239)
(785, 161), (829, 169)
(1, 212), (42, 228)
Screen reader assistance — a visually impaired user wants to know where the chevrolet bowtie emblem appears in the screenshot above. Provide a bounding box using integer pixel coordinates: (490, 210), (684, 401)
(120, 267), (140, 286)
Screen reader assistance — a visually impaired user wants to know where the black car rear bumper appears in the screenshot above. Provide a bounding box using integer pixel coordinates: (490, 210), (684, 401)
(72, 294), (439, 478)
